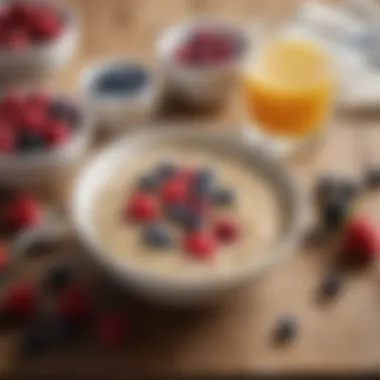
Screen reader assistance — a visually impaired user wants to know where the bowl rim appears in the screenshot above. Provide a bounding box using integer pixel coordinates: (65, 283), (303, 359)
(156, 18), (250, 76)
(70, 126), (305, 291)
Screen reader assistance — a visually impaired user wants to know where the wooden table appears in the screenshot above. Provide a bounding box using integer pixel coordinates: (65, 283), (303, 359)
(2, 0), (380, 378)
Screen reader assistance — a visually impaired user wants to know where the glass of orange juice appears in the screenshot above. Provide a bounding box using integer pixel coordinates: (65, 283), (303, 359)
(242, 30), (338, 155)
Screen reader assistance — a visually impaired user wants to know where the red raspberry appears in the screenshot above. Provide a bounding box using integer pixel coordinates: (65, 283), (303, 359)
(0, 124), (15, 154)
(95, 313), (129, 347)
(0, 244), (9, 272)
(8, 2), (35, 22)
(184, 231), (218, 259)
(214, 217), (240, 243)
(162, 178), (188, 205)
(26, 92), (51, 111)
(58, 284), (91, 323)
(44, 121), (71, 147)
(30, 7), (62, 41)
(176, 45), (195, 65)
(5, 193), (42, 231)
(340, 217), (380, 262)
(127, 192), (160, 223)
(2, 282), (37, 320)
(21, 106), (46, 133)
(5, 29), (29, 50)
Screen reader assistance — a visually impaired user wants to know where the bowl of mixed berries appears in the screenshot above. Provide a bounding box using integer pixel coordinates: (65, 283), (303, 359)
(157, 19), (248, 107)
(0, 89), (91, 186)
(0, 0), (78, 78)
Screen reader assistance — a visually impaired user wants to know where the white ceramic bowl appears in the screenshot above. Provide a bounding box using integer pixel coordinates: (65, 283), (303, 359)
(71, 127), (304, 306)
(0, 92), (93, 187)
(79, 58), (163, 133)
(0, 3), (79, 81)
(156, 19), (249, 108)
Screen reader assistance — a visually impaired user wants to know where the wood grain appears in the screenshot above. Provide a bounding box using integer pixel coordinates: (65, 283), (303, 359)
(2, 0), (380, 378)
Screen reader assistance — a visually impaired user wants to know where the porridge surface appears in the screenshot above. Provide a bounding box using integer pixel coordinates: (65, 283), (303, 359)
(92, 145), (284, 277)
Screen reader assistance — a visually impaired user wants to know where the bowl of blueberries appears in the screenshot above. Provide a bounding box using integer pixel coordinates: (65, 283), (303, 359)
(0, 89), (92, 187)
(157, 19), (249, 108)
(80, 58), (163, 132)
(0, 0), (79, 80)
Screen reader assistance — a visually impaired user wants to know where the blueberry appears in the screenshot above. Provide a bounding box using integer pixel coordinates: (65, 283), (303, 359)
(192, 168), (215, 198)
(155, 162), (177, 181)
(212, 187), (235, 206)
(322, 197), (350, 231)
(143, 223), (173, 249)
(18, 132), (45, 154)
(274, 315), (299, 344)
(182, 211), (205, 231)
(43, 264), (74, 293)
(166, 204), (188, 223)
(138, 174), (158, 192)
(50, 100), (80, 127)
(365, 166), (380, 189)
(319, 272), (342, 299)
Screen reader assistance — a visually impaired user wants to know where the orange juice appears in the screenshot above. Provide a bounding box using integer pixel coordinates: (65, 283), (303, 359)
(243, 38), (336, 137)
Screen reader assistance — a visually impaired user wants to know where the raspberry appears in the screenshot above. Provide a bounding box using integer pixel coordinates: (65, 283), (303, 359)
(5, 29), (29, 50)
(0, 244), (9, 272)
(161, 178), (188, 204)
(26, 93), (51, 111)
(0, 125), (15, 154)
(31, 7), (62, 41)
(21, 106), (46, 133)
(126, 192), (160, 223)
(58, 284), (91, 323)
(2, 282), (37, 320)
(340, 216), (380, 263)
(184, 231), (218, 259)
(214, 218), (239, 243)
(95, 313), (129, 347)
(44, 121), (71, 147)
(5, 193), (42, 231)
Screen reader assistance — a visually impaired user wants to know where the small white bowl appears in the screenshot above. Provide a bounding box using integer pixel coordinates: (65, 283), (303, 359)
(0, 3), (79, 82)
(71, 127), (304, 306)
(156, 19), (249, 108)
(79, 59), (163, 133)
(0, 92), (93, 188)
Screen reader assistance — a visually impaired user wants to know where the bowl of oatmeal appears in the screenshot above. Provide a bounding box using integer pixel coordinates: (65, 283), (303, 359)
(71, 127), (303, 305)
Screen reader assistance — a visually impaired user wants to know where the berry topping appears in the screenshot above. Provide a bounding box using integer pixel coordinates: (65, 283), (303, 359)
(0, 125), (16, 154)
(127, 192), (160, 223)
(137, 174), (158, 192)
(155, 162), (177, 181)
(212, 187), (235, 206)
(184, 231), (218, 259)
(44, 120), (71, 147)
(2, 282), (37, 320)
(58, 284), (91, 323)
(142, 223), (173, 249)
(214, 218), (239, 243)
(161, 178), (188, 205)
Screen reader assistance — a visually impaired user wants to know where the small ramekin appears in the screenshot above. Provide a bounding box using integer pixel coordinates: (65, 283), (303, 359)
(79, 58), (163, 133)
(156, 19), (250, 108)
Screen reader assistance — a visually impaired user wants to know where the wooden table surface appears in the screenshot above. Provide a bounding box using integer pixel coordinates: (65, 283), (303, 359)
(2, 0), (380, 378)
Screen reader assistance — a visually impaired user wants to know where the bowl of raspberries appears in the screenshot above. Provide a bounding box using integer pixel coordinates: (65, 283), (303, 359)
(0, 0), (78, 78)
(0, 89), (91, 186)
(157, 19), (248, 107)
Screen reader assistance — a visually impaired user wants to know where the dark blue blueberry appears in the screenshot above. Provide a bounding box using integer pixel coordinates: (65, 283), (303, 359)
(143, 223), (173, 249)
(166, 204), (188, 224)
(182, 210), (205, 231)
(320, 272), (342, 299)
(365, 166), (380, 189)
(50, 100), (80, 127)
(18, 132), (45, 154)
(138, 174), (158, 192)
(212, 187), (235, 207)
(274, 315), (299, 344)
(95, 65), (149, 96)
(192, 168), (215, 198)
(43, 264), (74, 293)
(322, 197), (349, 231)
(155, 162), (177, 181)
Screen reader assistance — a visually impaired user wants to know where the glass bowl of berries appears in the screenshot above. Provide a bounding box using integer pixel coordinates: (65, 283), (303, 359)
(0, 1), (79, 80)
(71, 128), (303, 306)
(157, 19), (249, 108)
(0, 89), (92, 187)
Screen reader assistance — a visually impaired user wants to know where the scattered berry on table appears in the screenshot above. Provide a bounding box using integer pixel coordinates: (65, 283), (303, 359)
(273, 315), (299, 344)
(212, 187), (235, 207)
(142, 223), (173, 249)
(5, 193), (42, 231)
(214, 218), (239, 243)
(1, 282), (37, 320)
(184, 231), (218, 259)
(340, 216), (380, 264)
(319, 271), (343, 300)
(95, 312), (129, 348)
(43, 264), (74, 293)
(58, 284), (91, 324)
(364, 166), (380, 189)
(126, 192), (160, 223)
